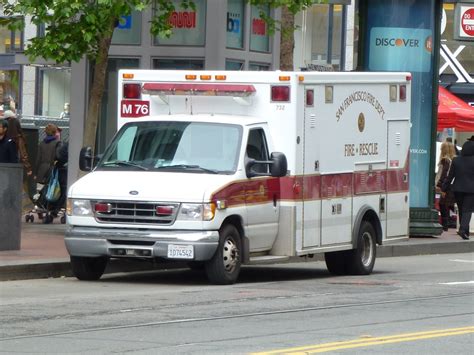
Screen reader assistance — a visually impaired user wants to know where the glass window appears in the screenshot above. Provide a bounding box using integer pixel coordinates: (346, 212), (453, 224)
(225, 60), (244, 70)
(246, 128), (269, 173)
(0, 19), (22, 53)
(99, 121), (243, 174)
(153, 58), (204, 70)
(112, 11), (142, 45)
(226, 0), (245, 49)
(37, 68), (71, 117)
(154, 0), (206, 46)
(249, 62), (270, 71)
(310, 4), (344, 70)
(250, 5), (270, 52)
(0, 70), (20, 111)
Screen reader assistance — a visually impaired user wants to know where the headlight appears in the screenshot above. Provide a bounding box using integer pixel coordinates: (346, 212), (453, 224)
(67, 199), (93, 216)
(178, 203), (215, 221)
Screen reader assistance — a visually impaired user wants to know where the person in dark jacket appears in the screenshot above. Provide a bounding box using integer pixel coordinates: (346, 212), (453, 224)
(1, 110), (32, 175)
(0, 119), (18, 163)
(34, 124), (60, 184)
(442, 138), (474, 240)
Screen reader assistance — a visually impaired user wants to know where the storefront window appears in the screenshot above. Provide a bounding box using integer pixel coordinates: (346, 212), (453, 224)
(153, 58), (204, 69)
(226, 0), (245, 49)
(112, 11), (142, 45)
(37, 68), (71, 118)
(0, 70), (20, 111)
(154, 0), (206, 46)
(249, 5), (270, 52)
(249, 62), (270, 71)
(0, 20), (23, 53)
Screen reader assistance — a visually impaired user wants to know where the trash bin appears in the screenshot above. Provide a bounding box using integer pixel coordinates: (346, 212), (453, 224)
(0, 163), (23, 250)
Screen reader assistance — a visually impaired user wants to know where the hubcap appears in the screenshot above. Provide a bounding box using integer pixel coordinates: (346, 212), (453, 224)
(222, 238), (239, 273)
(361, 232), (374, 267)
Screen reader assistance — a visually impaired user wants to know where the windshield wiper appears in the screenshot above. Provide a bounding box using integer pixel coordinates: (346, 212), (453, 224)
(158, 164), (219, 174)
(102, 160), (149, 170)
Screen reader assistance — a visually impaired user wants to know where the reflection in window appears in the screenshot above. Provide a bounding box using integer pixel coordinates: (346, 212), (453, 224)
(0, 70), (20, 110)
(225, 60), (244, 70)
(37, 68), (71, 117)
(0, 20), (23, 53)
(250, 5), (270, 52)
(249, 62), (270, 71)
(154, 0), (206, 46)
(112, 12), (142, 45)
(153, 58), (204, 70)
(226, 0), (245, 49)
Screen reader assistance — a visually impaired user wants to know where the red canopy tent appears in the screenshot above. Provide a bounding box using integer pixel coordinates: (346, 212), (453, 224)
(437, 86), (474, 132)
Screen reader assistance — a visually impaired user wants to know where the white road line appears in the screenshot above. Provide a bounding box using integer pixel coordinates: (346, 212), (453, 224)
(449, 259), (474, 263)
(439, 281), (474, 285)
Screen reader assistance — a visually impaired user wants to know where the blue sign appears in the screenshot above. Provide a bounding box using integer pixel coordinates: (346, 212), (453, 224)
(369, 27), (432, 73)
(117, 15), (132, 29)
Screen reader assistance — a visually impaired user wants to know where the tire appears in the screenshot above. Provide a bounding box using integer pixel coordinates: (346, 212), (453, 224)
(30, 215), (34, 223)
(346, 221), (376, 275)
(43, 214), (53, 224)
(205, 224), (241, 285)
(60, 215), (66, 224)
(324, 250), (348, 275)
(70, 256), (108, 281)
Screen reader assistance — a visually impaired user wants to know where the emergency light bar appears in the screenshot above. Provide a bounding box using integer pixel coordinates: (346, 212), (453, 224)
(142, 83), (256, 97)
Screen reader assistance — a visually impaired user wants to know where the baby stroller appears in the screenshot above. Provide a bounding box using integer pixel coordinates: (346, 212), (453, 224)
(25, 162), (67, 224)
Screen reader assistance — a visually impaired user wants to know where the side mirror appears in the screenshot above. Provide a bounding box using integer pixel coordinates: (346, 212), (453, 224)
(79, 146), (93, 171)
(270, 152), (287, 177)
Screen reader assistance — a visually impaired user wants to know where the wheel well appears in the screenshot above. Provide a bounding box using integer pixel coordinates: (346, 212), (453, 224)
(361, 210), (382, 245)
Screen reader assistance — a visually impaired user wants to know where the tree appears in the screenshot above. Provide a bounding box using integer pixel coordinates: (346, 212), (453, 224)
(1, 0), (320, 156)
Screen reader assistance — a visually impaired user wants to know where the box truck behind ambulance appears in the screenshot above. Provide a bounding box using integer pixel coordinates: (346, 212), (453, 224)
(65, 70), (411, 284)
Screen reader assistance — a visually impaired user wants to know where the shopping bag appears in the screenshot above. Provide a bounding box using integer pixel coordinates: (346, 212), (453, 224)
(45, 167), (61, 203)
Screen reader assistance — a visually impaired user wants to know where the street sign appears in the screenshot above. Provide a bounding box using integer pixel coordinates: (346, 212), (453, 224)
(454, 3), (474, 41)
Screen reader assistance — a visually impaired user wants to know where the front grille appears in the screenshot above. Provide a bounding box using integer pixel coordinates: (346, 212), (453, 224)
(93, 201), (179, 225)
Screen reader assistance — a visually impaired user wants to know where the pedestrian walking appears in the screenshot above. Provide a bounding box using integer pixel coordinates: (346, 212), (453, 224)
(0, 119), (18, 163)
(435, 141), (455, 231)
(442, 137), (474, 240)
(1, 110), (32, 175)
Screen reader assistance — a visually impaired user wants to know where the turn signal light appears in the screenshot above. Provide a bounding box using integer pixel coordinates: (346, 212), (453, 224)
(123, 83), (141, 99)
(122, 73), (134, 79)
(306, 90), (314, 106)
(271, 86), (290, 102)
(279, 76), (290, 81)
(94, 203), (112, 213)
(400, 85), (407, 101)
(185, 74), (197, 80)
(215, 75), (227, 80)
(156, 206), (174, 216)
(200, 75), (212, 80)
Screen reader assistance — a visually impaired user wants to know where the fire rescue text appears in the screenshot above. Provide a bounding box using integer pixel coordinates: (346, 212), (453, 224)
(344, 143), (379, 156)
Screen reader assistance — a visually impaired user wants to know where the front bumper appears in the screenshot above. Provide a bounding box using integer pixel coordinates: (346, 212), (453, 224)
(65, 226), (219, 261)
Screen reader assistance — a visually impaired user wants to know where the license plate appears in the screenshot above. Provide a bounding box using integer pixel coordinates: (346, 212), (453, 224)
(167, 244), (194, 259)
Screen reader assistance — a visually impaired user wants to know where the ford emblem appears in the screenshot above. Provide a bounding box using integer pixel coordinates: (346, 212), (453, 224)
(129, 190), (139, 195)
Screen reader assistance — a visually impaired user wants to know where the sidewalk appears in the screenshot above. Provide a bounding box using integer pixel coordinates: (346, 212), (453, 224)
(0, 219), (473, 281)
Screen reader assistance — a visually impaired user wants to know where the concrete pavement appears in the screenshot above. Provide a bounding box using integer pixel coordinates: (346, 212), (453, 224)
(0, 219), (473, 281)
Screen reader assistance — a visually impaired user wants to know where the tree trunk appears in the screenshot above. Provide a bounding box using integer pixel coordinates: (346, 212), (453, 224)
(83, 18), (117, 154)
(279, 6), (295, 71)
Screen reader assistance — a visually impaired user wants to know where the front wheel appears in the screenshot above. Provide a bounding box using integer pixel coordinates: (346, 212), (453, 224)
(70, 256), (107, 281)
(346, 221), (376, 275)
(205, 224), (241, 285)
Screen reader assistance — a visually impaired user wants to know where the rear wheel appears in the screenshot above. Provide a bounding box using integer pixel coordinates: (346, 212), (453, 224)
(70, 256), (107, 281)
(205, 224), (241, 285)
(346, 221), (376, 275)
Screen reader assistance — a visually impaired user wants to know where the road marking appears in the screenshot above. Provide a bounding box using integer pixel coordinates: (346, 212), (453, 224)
(450, 259), (474, 263)
(252, 326), (474, 354)
(440, 281), (474, 285)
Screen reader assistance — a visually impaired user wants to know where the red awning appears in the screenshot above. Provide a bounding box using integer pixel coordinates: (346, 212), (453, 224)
(437, 86), (474, 132)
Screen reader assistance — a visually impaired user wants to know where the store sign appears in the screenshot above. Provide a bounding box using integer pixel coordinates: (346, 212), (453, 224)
(226, 0), (244, 49)
(455, 3), (474, 40)
(369, 27), (433, 72)
(155, 0), (205, 46)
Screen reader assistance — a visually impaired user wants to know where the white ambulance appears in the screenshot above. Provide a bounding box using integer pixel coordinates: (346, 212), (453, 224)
(65, 70), (411, 284)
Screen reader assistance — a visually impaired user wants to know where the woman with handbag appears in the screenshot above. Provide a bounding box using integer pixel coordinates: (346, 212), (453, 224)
(435, 142), (455, 231)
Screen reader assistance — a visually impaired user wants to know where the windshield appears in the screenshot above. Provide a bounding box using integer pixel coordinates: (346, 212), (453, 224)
(97, 121), (242, 174)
